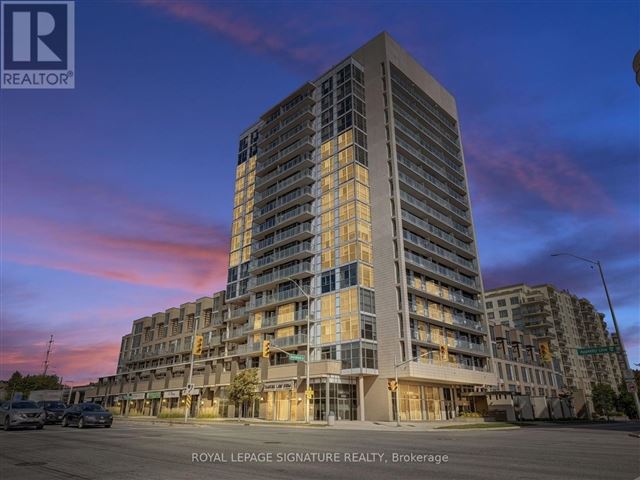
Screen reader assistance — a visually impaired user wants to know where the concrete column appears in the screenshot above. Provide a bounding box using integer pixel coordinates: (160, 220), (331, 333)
(358, 376), (365, 421)
(325, 377), (330, 421)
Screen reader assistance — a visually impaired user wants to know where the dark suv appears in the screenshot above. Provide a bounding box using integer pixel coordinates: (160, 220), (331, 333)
(37, 401), (67, 424)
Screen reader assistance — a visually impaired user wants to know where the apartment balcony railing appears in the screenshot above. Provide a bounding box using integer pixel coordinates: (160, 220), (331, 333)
(250, 310), (310, 331)
(260, 107), (315, 148)
(249, 261), (313, 290)
(402, 229), (476, 274)
(257, 136), (314, 174)
(409, 303), (485, 332)
(409, 330), (488, 355)
(272, 334), (307, 349)
(397, 169), (469, 222)
(259, 121), (314, 160)
(395, 130), (465, 190)
(235, 342), (263, 355)
(249, 287), (310, 310)
(228, 306), (248, 322)
(253, 223), (314, 253)
(401, 210), (473, 255)
(256, 186), (314, 220)
(223, 325), (251, 341)
(392, 100), (461, 159)
(404, 250), (479, 291)
(400, 190), (471, 239)
(253, 204), (314, 237)
(396, 153), (466, 206)
(255, 152), (314, 188)
(254, 168), (314, 206)
(390, 75), (458, 135)
(250, 241), (314, 273)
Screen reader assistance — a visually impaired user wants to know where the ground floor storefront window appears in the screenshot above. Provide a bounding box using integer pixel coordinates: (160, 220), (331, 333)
(311, 379), (357, 421)
(397, 384), (460, 421)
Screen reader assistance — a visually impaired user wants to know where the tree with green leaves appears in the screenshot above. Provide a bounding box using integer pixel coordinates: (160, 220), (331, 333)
(615, 382), (638, 419)
(4, 371), (62, 400)
(227, 369), (260, 418)
(591, 384), (616, 419)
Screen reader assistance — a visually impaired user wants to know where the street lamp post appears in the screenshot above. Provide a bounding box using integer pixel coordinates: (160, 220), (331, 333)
(286, 276), (312, 424)
(394, 351), (431, 426)
(184, 316), (200, 424)
(551, 253), (640, 416)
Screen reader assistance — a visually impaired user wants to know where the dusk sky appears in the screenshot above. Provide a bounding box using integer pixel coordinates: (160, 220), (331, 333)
(1, 1), (638, 385)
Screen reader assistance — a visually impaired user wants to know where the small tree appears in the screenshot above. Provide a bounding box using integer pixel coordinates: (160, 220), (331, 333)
(227, 369), (260, 419)
(4, 371), (62, 400)
(591, 384), (616, 419)
(615, 382), (638, 419)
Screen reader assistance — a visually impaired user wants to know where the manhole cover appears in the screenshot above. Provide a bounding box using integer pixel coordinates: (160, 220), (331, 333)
(15, 462), (47, 467)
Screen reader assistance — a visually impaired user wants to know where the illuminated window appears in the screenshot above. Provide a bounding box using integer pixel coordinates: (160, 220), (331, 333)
(321, 230), (335, 250)
(321, 211), (334, 231)
(321, 250), (335, 270)
(277, 303), (295, 324)
(340, 243), (357, 264)
(321, 174), (334, 193)
(247, 170), (256, 185)
(248, 156), (256, 171)
(229, 250), (241, 267)
(320, 294), (336, 319)
(235, 178), (244, 191)
(340, 314), (359, 341)
(337, 129), (353, 150)
(356, 182), (369, 203)
(275, 326), (294, 338)
(236, 162), (247, 178)
(359, 243), (372, 263)
(360, 264), (373, 288)
(340, 221), (357, 243)
(321, 191), (334, 212)
(338, 164), (354, 184)
(243, 230), (251, 245)
(253, 311), (263, 329)
(340, 288), (358, 315)
(355, 164), (369, 185)
(321, 140), (334, 159)
(320, 319), (336, 343)
(339, 201), (356, 223)
(246, 184), (255, 199)
(244, 213), (253, 229)
(233, 206), (243, 220)
(356, 202), (370, 222)
(246, 198), (254, 213)
(357, 221), (371, 243)
(232, 220), (243, 236)
(231, 235), (242, 251)
(234, 190), (245, 207)
(338, 146), (354, 167)
(242, 246), (251, 263)
(321, 157), (334, 176)
(338, 181), (355, 202)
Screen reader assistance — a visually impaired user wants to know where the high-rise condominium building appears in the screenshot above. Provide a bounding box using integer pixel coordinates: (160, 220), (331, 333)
(485, 284), (622, 416)
(224, 32), (494, 422)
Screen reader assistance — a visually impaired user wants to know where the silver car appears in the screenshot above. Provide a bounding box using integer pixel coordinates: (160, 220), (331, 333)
(0, 401), (45, 430)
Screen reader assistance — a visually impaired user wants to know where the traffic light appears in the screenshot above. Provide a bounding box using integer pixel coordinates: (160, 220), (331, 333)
(262, 340), (271, 358)
(192, 335), (204, 355)
(439, 344), (448, 361)
(387, 380), (398, 392)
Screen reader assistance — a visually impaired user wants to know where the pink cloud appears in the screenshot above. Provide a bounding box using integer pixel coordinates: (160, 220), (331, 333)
(464, 135), (615, 214)
(138, 0), (333, 70)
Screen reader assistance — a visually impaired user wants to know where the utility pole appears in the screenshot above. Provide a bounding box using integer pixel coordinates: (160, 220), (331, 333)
(551, 253), (640, 417)
(184, 316), (200, 424)
(286, 277), (312, 424)
(43, 335), (54, 376)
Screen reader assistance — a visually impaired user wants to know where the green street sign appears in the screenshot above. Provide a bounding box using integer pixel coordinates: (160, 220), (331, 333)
(288, 354), (305, 362)
(577, 346), (619, 356)
(146, 392), (161, 399)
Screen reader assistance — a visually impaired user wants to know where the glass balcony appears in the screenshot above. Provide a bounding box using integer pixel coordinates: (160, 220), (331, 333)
(272, 333), (307, 349)
(404, 250), (479, 291)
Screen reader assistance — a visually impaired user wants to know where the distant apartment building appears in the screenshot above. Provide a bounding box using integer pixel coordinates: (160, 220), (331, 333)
(95, 33), (496, 421)
(488, 323), (560, 398)
(485, 284), (622, 416)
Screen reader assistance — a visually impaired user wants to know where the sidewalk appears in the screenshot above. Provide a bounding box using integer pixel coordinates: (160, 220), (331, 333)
(114, 415), (520, 431)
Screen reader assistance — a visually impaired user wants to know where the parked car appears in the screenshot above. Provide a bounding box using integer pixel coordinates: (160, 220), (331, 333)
(37, 400), (67, 424)
(0, 400), (45, 430)
(62, 403), (113, 428)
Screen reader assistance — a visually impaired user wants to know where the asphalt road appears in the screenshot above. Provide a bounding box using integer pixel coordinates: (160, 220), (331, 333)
(0, 421), (638, 480)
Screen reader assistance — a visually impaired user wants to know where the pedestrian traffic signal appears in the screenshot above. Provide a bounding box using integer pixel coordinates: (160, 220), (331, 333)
(439, 344), (448, 361)
(192, 335), (204, 355)
(387, 380), (398, 392)
(262, 340), (271, 358)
